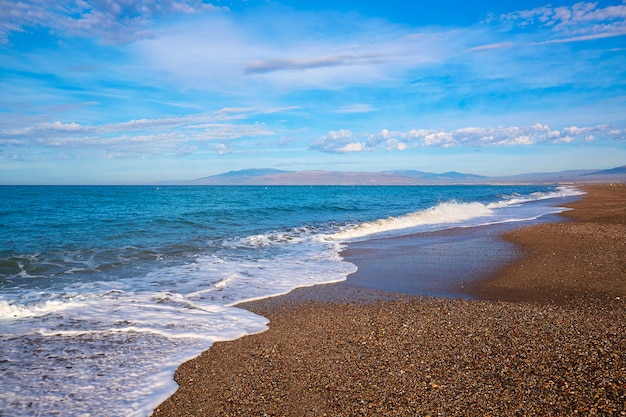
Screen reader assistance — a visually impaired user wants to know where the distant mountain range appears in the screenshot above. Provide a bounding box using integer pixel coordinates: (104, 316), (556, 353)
(162, 166), (626, 185)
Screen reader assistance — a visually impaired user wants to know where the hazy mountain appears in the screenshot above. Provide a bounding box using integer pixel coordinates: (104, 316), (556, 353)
(194, 169), (290, 185)
(578, 165), (626, 177)
(384, 170), (487, 181)
(194, 170), (421, 185)
(162, 166), (626, 185)
(492, 169), (596, 183)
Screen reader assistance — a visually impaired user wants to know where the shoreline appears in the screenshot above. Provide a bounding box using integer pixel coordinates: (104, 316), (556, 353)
(153, 184), (625, 416)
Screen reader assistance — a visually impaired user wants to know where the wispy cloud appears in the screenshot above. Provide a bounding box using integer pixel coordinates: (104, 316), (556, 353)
(499, 1), (626, 38)
(2, 108), (265, 137)
(133, 12), (452, 92)
(0, 0), (224, 45)
(131, 1), (625, 98)
(0, 108), (284, 160)
(244, 53), (384, 74)
(336, 104), (378, 114)
(468, 41), (516, 52)
(534, 29), (626, 44)
(311, 124), (625, 153)
(471, 2), (626, 51)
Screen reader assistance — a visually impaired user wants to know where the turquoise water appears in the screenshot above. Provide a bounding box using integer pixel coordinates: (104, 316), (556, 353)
(0, 185), (581, 416)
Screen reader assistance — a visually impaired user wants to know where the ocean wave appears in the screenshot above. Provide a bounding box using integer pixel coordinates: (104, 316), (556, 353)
(490, 185), (584, 208)
(330, 186), (583, 241)
(330, 200), (494, 241)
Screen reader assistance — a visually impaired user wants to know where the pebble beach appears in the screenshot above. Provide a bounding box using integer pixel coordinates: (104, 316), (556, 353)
(153, 184), (626, 417)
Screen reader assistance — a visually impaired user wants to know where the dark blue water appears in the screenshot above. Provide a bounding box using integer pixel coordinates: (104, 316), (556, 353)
(0, 185), (581, 416)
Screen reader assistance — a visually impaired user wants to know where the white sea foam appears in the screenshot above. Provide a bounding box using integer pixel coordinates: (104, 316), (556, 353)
(0, 291), (270, 417)
(165, 238), (355, 306)
(0, 230), (355, 417)
(0, 299), (89, 320)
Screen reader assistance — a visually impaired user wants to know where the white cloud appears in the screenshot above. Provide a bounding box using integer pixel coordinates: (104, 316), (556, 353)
(340, 142), (367, 152)
(328, 129), (354, 140)
(213, 143), (233, 155)
(310, 129), (362, 153)
(311, 123), (625, 153)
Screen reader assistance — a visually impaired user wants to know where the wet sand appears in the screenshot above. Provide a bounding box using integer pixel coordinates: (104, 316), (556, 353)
(153, 184), (626, 417)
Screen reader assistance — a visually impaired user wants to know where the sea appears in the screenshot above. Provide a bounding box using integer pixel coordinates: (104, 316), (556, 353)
(0, 184), (583, 416)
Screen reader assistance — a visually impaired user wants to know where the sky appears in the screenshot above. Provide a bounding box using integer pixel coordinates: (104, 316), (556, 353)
(1, 0), (625, 184)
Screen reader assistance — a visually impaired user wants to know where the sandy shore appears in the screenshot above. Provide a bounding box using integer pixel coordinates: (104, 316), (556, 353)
(470, 184), (626, 303)
(153, 184), (626, 417)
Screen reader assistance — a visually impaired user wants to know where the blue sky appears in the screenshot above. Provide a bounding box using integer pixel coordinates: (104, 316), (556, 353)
(1, 0), (625, 184)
